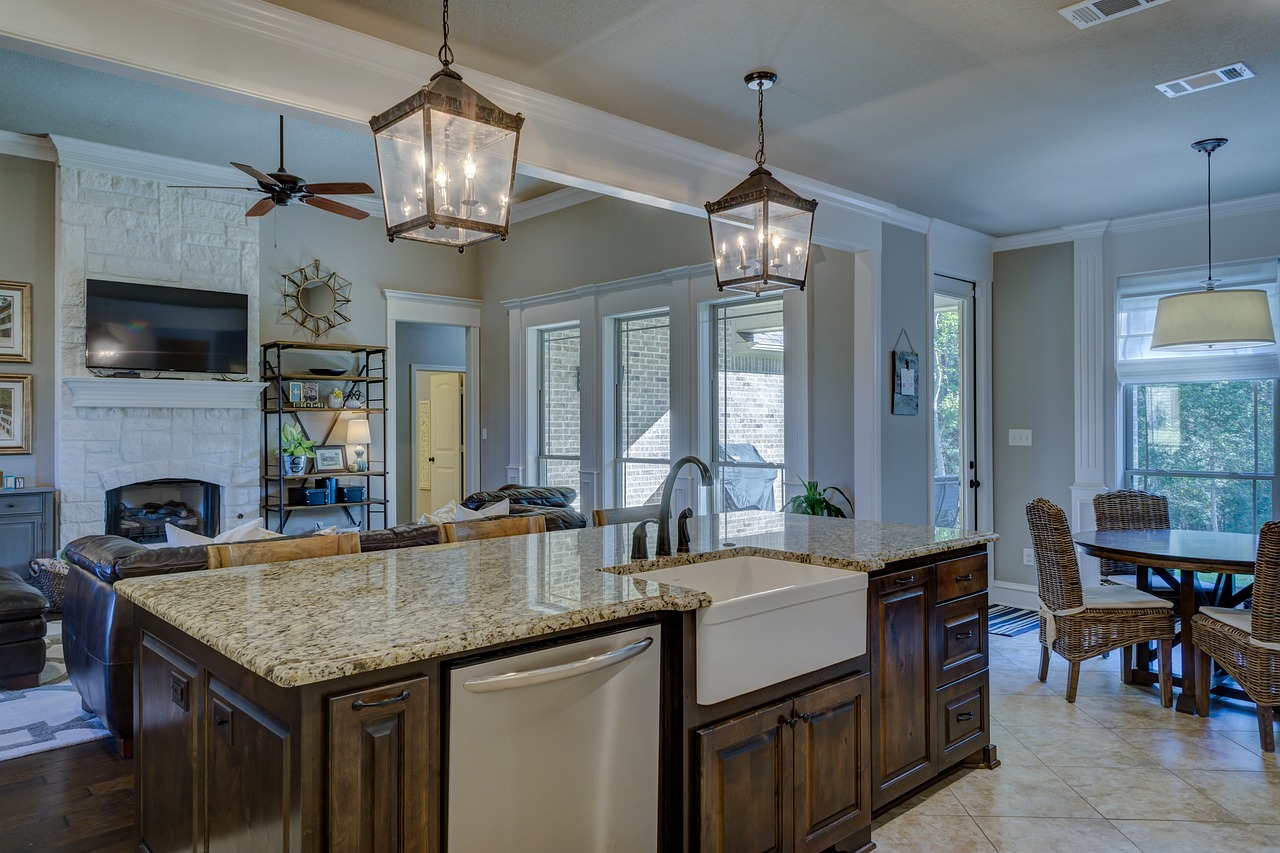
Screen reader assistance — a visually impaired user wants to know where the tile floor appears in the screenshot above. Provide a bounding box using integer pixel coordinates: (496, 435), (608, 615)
(871, 629), (1280, 852)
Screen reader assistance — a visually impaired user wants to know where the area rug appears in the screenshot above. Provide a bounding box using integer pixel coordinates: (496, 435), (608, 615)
(988, 604), (1039, 637)
(0, 620), (111, 761)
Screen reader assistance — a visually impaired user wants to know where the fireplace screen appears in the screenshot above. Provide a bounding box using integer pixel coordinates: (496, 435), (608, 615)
(105, 478), (220, 544)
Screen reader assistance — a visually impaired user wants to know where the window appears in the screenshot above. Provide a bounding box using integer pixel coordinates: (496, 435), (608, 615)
(614, 312), (670, 506)
(710, 298), (785, 511)
(537, 325), (581, 506)
(1117, 260), (1280, 532)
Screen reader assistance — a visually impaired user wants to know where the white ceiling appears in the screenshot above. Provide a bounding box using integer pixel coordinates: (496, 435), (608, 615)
(2, 0), (1278, 237)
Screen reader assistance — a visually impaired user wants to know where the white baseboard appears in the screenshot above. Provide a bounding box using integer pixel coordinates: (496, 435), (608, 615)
(990, 580), (1040, 612)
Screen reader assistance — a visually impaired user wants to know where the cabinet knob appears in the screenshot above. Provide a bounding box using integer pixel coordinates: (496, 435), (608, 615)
(894, 575), (916, 586)
(783, 715), (799, 728)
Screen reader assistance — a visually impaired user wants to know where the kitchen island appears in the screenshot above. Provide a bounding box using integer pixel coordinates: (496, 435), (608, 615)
(117, 512), (997, 852)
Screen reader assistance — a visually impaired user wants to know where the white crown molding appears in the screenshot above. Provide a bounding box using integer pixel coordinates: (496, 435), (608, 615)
(382, 290), (483, 309)
(1061, 221), (1110, 239)
(47, 135), (386, 216)
(509, 187), (599, 224)
(0, 0), (953, 253)
(65, 377), (266, 409)
(0, 130), (56, 161)
(884, 207), (933, 233)
(927, 219), (997, 250)
(993, 227), (1074, 252)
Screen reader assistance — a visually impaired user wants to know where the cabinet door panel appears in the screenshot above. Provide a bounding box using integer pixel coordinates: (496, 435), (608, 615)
(697, 699), (793, 853)
(937, 669), (990, 768)
(328, 676), (430, 853)
(0, 515), (39, 574)
(934, 593), (988, 687)
(792, 673), (871, 853)
(137, 633), (198, 853)
(870, 567), (934, 808)
(206, 680), (291, 853)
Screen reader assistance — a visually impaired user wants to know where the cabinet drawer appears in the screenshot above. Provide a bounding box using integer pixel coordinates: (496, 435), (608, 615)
(935, 554), (986, 603)
(0, 494), (43, 517)
(934, 593), (988, 687)
(936, 670), (990, 769)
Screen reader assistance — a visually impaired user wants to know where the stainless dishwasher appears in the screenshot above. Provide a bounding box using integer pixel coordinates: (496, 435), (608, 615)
(447, 623), (661, 852)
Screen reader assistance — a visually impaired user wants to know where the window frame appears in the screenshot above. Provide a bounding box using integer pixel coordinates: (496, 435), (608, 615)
(612, 310), (672, 507)
(534, 323), (582, 494)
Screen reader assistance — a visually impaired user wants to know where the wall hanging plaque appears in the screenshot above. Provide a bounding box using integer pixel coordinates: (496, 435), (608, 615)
(891, 329), (919, 416)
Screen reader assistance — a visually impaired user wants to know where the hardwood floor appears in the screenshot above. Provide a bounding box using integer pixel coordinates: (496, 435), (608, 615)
(0, 739), (134, 852)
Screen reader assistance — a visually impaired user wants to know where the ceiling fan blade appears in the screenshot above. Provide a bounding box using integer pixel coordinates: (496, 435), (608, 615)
(246, 197), (277, 217)
(302, 182), (375, 195)
(232, 162), (280, 187)
(303, 196), (370, 220)
(167, 185), (257, 190)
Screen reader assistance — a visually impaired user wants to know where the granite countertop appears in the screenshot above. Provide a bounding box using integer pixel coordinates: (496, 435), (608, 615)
(116, 512), (997, 688)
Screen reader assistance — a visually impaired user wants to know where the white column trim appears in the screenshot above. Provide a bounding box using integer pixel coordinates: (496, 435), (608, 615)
(1068, 224), (1109, 586)
(506, 306), (526, 485)
(852, 250), (882, 520)
(384, 289), (483, 525)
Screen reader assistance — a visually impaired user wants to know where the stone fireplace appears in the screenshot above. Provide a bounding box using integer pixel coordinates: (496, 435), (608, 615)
(105, 477), (221, 544)
(52, 141), (265, 545)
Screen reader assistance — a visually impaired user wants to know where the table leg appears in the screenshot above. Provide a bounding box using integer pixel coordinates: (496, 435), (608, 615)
(1134, 566), (1153, 674)
(1175, 568), (1199, 715)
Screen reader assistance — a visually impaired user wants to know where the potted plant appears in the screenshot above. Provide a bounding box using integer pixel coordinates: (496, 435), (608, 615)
(784, 478), (854, 518)
(278, 421), (316, 475)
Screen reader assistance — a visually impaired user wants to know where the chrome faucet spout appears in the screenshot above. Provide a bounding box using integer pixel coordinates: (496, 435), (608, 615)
(656, 455), (712, 557)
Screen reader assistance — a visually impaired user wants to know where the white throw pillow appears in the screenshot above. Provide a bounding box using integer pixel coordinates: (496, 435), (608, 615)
(466, 498), (509, 519)
(165, 518), (282, 547)
(419, 500), (460, 526)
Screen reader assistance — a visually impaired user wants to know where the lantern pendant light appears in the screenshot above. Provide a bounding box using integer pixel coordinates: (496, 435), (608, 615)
(706, 71), (817, 295)
(1150, 138), (1275, 350)
(369, 0), (525, 252)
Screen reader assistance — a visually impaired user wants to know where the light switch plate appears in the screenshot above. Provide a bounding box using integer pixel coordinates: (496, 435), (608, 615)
(1023, 548), (1034, 566)
(1008, 429), (1033, 446)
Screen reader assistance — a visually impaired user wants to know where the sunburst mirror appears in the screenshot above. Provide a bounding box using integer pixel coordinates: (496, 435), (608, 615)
(281, 260), (352, 337)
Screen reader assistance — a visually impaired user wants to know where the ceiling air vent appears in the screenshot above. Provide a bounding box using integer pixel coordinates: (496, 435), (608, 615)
(1156, 62), (1255, 98)
(1059, 0), (1174, 30)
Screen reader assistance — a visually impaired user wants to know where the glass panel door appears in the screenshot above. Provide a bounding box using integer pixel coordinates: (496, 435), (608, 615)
(932, 277), (975, 529)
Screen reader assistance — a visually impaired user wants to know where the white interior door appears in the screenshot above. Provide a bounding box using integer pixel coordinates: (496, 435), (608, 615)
(932, 276), (976, 530)
(415, 370), (463, 518)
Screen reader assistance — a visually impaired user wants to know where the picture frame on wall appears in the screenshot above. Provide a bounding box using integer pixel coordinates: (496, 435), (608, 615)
(313, 445), (348, 474)
(0, 281), (32, 364)
(891, 349), (919, 416)
(0, 374), (32, 454)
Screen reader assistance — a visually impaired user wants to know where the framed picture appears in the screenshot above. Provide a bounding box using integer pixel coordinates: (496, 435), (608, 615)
(0, 282), (31, 364)
(288, 381), (304, 404)
(302, 382), (320, 404)
(891, 349), (919, 416)
(13, 476), (22, 489)
(2, 476), (13, 489)
(313, 445), (348, 473)
(0, 374), (31, 454)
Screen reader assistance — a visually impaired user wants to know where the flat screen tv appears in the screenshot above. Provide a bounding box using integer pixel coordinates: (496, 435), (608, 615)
(85, 280), (249, 374)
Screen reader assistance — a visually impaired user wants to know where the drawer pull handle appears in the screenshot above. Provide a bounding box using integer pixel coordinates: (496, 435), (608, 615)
(956, 573), (974, 582)
(895, 575), (916, 586)
(956, 711), (975, 722)
(4, 503), (14, 509)
(955, 630), (974, 640)
(353, 689), (410, 710)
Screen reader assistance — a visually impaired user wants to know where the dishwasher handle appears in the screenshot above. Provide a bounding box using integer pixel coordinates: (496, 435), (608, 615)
(462, 636), (654, 694)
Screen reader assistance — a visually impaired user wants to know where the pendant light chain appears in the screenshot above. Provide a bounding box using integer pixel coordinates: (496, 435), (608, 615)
(438, 0), (454, 68)
(755, 81), (767, 168)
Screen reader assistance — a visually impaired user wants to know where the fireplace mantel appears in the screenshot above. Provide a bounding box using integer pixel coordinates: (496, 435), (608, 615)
(64, 377), (267, 409)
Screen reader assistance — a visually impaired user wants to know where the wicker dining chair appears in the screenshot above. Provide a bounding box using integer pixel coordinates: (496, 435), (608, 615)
(592, 505), (661, 527)
(441, 515), (547, 543)
(1026, 498), (1175, 704)
(1192, 519), (1280, 751)
(1092, 489), (1170, 577)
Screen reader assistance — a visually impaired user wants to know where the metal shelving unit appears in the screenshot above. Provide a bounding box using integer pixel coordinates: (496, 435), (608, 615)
(261, 341), (388, 533)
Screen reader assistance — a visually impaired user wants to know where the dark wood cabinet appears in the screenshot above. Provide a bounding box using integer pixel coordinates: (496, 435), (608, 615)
(696, 673), (871, 853)
(869, 550), (994, 811)
(206, 680), (291, 853)
(136, 634), (198, 853)
(0, 487), (56, 575)
(328, 677), (430, 853)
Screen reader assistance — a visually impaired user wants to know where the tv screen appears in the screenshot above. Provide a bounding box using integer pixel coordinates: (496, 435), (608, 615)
(85, 280), (249, 374)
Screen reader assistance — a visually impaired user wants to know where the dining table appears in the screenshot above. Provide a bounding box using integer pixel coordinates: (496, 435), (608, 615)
(1072, 528), (1257, 715)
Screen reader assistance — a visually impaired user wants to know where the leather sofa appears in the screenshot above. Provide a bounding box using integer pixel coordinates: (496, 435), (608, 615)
(0, 568), (48, 689)
(62, 486), (585, 755)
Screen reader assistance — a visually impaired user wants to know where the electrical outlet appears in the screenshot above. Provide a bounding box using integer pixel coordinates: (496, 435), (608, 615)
(1023, 548), (1034, 566)
(1008, 429), (1033, 446)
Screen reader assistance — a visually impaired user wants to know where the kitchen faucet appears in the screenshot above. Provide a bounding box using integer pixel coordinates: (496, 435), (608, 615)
(655, 455), (712, 557)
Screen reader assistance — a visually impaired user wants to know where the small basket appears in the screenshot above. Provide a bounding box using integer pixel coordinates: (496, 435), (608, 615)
(29, 558), (69, 612)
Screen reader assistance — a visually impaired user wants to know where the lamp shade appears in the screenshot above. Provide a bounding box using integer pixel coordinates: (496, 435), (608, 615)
(1150, 288), (1276, 351)
(346, 418), (372, 445)
(370, 69), (523, 250)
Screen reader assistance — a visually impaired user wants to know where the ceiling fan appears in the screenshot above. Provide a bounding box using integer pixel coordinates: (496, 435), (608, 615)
(170, 115), (375, 220)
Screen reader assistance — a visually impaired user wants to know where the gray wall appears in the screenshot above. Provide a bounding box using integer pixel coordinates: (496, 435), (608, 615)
(879, 224), (928, 525)
(474, 196), (711, 489)
(991, 242), (1074, 586)
(394, 322), (466, 515)
(805, 246), (860, 511)
(0, 154), (55, 486)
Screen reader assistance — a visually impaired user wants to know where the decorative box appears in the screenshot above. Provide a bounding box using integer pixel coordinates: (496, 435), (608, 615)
(287, 487), (329, 506)
(337, 485), (365, 503)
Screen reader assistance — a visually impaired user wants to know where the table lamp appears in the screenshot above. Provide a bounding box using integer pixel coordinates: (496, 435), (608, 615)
(346, 417), (371, 473)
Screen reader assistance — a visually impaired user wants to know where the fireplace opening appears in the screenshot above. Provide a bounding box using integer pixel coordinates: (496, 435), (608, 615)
(105, 478), (221, 544)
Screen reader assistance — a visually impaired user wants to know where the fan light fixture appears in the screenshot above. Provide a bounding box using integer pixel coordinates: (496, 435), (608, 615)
(706, 71), (817, 296)
(1150, 138), (1275, 351)
(369, 0), (524, 252)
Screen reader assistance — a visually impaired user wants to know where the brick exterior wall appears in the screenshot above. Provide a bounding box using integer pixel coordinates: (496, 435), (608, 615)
(55, 168), (261, 543)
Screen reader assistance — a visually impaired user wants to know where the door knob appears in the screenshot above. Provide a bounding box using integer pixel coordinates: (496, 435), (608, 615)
(428, 456), (436, 463)
(968, 479), (981, 489)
